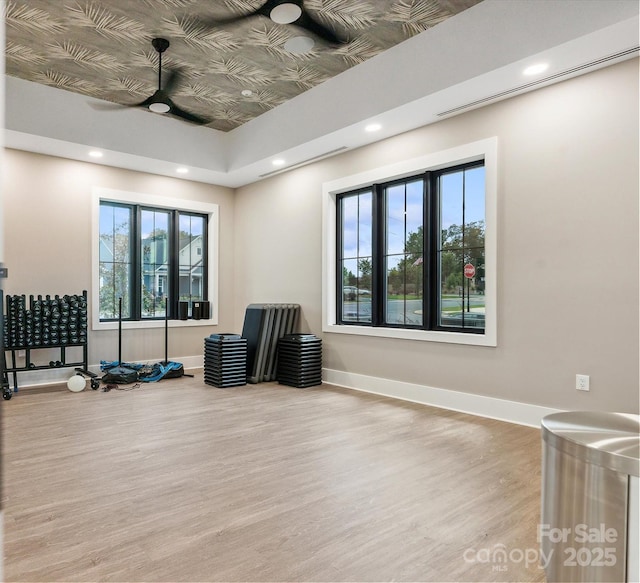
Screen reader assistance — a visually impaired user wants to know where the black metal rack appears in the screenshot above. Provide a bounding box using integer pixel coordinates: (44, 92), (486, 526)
(1, 290), (88, 399)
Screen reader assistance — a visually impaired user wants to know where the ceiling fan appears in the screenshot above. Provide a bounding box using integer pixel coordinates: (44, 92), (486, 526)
(203, 0), (348, 51)
(93, 38), (207, 125)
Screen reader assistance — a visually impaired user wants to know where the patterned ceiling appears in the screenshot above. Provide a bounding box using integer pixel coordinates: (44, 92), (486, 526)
(5, 0), (482, 132)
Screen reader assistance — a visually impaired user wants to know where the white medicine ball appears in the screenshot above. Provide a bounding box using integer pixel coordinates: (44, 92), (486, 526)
(67, 374), (86, 392)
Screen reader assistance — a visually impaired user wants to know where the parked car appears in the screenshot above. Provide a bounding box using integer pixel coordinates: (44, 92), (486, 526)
(343, 286), (371, 300)
(343, 286), (358, 300)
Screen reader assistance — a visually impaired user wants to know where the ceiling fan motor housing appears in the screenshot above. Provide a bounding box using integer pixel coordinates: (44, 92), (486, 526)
(152, 38), (170, 53)
(149, 90), (171, 113)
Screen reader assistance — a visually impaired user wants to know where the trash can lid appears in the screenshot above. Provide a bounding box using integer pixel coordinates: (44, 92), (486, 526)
(541, 411), (640, 476)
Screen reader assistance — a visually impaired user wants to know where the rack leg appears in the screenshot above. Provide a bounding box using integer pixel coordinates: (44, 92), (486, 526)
(2, 383), (12, 400)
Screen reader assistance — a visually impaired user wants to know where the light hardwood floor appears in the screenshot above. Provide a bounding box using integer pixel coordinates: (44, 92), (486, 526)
(2, 374), (546, 582)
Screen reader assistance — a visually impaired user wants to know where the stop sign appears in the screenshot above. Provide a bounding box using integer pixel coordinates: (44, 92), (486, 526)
(464, 263), (475, 279)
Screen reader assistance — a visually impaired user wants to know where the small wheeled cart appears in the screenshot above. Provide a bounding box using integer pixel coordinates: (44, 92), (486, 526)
(74, 367), (101, 390)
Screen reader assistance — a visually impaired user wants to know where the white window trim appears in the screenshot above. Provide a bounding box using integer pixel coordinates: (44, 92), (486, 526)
(91, 187), (219, 331)
(322, 137), (497, 347)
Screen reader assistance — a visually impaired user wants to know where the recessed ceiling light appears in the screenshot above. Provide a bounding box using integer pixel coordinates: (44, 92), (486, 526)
(176, 167), (189, 174)
(284, 36), (315, 54)
(365, 123), (382, 132)
(241, 89), (253, 97)
(272, 159), (285, 167)
(523, 63), (549, 76)
(89, 150), (103, 158)
(270, 3), (302, 24)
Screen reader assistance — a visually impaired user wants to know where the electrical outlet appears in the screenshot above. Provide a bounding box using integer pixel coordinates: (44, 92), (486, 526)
(576, 374), (590, 392)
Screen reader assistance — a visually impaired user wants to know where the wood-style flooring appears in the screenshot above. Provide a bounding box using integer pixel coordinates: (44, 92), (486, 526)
(2, 374), (546, 582)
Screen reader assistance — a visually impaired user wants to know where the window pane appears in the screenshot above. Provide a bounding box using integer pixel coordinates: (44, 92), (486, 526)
(384, 179), (424, 326)
(99, 205), (114, 261)
(405, 180), (423, 238)
(179, 213), (206, 302)
(341, 191), (372, 259)
(141, 209), (169, 318)
(438, 252), (485, 329)
(387, 181), (423, 253)
(341, 195), (358, 259)
(386, 254), (423, 326)
(356, 257), (372, 322)
(464, 166), (485, 226)
(440, 172), (464, 249)
(439, 249), (464, 327)
(341, 258), (371, 323)
(462, 248), (486, 328)
(99, 262), (115, 319)
(99, 203), (132, 319)
(339, 192), (372, 324)
(386, 184), (405, 255)
(342, 258), (358, 297)
(438, 164), (485, 331)
(358, 192), (372, 258)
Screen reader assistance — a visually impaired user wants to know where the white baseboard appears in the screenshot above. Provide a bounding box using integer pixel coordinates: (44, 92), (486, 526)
(322, 368), (561, 428)
(7, 355), (204, 390)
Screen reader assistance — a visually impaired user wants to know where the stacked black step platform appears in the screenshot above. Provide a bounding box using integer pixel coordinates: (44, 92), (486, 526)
(277, 334), (322, 388)
(242, 303), (300, 384)
(204, 334), (247, 388)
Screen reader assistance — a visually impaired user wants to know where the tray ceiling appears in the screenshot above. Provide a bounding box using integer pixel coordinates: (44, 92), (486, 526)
(5, 0), (481, 132)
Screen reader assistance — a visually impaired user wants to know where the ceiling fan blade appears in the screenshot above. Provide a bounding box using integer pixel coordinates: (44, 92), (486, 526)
(163, 69), (181, 95)
(200, 0), (284, 27)
(88, 101), (130, 111)
(200, 7), (262, 27)
(296, 10), (346, 44)
(169, 102), (208, 125)
(89, 96), (152, 111)
(134, 95), (154, 108)
(200, 14), (251, 27)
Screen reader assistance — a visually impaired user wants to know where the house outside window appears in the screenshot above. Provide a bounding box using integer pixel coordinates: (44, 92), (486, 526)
(178, 214), (205, 304)
(97, 193), (213, 323)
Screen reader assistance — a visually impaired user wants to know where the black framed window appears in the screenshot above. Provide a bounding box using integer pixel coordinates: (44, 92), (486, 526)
(337, 160), (485, 333)
(99, 201), (208, 321)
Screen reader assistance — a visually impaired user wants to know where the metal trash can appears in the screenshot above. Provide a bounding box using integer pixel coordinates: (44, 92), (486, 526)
(541, 412), (639, 582)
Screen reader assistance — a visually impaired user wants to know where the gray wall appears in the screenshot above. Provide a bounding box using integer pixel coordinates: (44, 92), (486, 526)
(233, 59), (639, 414)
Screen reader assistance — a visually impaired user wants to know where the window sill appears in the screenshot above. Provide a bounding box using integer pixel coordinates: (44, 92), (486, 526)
(323, 323), (496, 347)
(93, 318), (218, 332)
